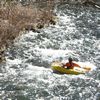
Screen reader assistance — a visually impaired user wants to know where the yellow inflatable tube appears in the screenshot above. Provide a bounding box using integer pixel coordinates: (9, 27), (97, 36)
(51, 61), (90, 75)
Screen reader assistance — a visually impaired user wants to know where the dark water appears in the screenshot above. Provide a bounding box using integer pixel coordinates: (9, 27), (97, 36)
(0, 4), (100, 100)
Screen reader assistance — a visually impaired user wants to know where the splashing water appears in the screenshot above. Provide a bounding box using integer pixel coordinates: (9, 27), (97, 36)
(0, 4), (100, 100)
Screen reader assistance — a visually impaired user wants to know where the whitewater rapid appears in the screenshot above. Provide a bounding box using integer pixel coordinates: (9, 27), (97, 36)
(0, 4), (100, 100)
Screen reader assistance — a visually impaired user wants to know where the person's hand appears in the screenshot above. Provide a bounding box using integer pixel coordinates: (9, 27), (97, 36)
(61, 63), (65, 68)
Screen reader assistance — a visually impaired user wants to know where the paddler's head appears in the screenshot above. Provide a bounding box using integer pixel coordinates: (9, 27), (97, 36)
(68, 57), (73, 63)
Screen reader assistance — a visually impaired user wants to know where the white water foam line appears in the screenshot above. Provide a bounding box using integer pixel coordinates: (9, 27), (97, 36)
(35, 48), (74, 56)
(23, 64), (50, 76)
(6, 59), (22, 65)
(76, 61), (96, 70)
(34, 48), (74, 61)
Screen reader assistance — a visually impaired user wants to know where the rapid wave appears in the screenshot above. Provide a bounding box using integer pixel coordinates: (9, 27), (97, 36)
(0, 4), (100, 100)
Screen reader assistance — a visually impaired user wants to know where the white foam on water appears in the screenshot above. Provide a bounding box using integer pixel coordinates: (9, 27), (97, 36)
(22, 64), (50, 76)
(36, 48), (73, 56)
(6, 59), (22, 65)
(98, 44), (100, 49)
(76, 61), (96, 70)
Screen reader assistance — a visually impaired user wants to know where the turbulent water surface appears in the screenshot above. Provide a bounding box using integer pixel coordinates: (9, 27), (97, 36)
(0, 4), (100, 100)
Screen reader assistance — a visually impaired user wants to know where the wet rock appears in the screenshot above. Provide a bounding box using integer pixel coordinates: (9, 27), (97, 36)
(0, 46), (6, 63)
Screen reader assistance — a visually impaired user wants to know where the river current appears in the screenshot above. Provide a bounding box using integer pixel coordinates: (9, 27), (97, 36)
(0, 4), (100, 100)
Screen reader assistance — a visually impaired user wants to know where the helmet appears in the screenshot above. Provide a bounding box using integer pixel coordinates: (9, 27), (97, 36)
(68, 57), (73, 62)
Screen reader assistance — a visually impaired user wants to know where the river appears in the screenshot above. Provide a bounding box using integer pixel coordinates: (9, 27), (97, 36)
(0, 3), (100, 100)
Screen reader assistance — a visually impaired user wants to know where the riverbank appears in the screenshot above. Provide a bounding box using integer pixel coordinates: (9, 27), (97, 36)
(0, 0), (100, 63)
(0, 1), (56, 63)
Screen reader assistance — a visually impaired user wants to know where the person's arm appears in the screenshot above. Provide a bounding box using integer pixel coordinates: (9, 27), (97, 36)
(62, 64), (65, 68)
(62, 63), (69, 68)
(73, 63), (80, 68)
(62, 63), (68, 68)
